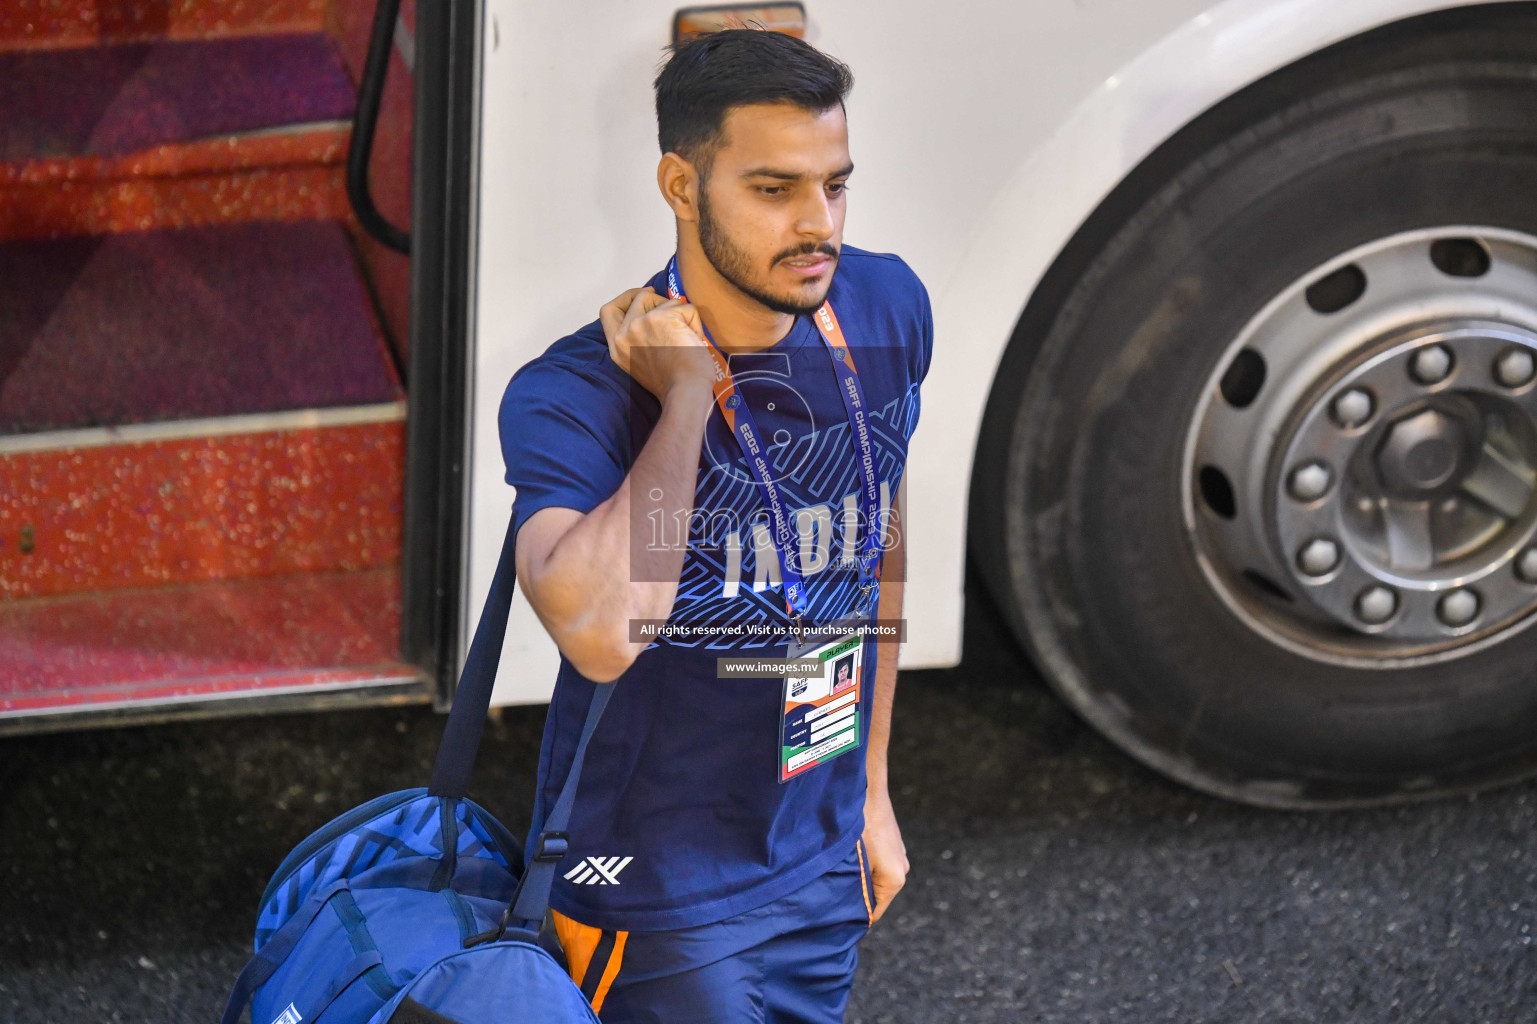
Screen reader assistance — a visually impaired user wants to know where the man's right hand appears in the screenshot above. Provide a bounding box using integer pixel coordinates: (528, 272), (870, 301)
(598, 286), (717, 403)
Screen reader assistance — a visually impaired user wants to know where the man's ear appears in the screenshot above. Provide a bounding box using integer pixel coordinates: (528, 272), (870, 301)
(657, 152), (700, 224)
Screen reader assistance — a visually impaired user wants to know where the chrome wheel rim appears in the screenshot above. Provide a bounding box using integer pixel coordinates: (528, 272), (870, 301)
(1183, 227), (1537, 666)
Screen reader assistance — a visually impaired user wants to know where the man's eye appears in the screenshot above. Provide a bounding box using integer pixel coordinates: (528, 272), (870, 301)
(759, 186), (786, 196)
(827, 182), (849, 195)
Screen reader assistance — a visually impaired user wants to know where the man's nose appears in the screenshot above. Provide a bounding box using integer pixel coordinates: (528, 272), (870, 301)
(795, 192), (835, 241)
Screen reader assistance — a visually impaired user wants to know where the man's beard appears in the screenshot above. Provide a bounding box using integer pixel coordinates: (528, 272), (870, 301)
(697, 179), (837, 317)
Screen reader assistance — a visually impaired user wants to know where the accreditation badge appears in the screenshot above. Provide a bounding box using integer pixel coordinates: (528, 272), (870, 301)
(779, 633), (863, 783)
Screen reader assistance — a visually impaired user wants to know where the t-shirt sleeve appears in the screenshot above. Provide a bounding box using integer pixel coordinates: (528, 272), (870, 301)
(498, 356), (633, 536)
(903, 265), (933, 443)
(916, 273), (934, 386)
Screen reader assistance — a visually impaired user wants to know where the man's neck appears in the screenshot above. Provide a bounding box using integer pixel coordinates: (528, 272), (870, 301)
(675, 240), (795, 354)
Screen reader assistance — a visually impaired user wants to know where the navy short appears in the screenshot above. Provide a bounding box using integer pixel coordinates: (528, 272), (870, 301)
(544, 839), (876, 1024)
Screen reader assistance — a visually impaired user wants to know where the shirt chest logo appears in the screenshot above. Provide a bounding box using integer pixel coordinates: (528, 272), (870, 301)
(719, 481), (892, 599)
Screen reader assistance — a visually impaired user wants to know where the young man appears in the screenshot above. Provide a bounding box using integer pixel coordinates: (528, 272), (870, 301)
(500, 29), (932, 1022)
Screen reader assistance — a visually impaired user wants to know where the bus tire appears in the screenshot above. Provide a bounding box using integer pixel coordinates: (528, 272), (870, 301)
(972, 6), (1537, 807)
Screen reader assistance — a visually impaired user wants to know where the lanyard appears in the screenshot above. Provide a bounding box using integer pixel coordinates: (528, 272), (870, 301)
(665, 256), (882, 631)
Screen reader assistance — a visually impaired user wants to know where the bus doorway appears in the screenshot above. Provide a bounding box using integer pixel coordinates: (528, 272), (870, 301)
(0, 0), (476, 732)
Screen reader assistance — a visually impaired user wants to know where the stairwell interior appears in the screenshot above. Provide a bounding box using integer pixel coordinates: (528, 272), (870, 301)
(0, 0), (428, 725)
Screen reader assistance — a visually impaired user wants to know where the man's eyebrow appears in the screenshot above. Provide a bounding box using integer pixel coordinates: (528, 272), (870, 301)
(739, 163), (856, 181)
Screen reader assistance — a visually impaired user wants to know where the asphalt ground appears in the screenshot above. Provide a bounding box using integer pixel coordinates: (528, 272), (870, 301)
(2, 580), (1535, 1023)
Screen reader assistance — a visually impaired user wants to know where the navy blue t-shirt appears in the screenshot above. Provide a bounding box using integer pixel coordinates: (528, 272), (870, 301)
(499, 246), (932, 931)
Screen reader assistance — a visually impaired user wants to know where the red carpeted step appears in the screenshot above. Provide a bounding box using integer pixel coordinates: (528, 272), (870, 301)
(0, 219), (405, 598)
(0, 416), (405, 599)
(1, 34), (355, 161)
(0, 0), (327, 52)
(0, 33), (356, 239)
(0, 566), (423, 723)
(0, 149), (350, 240)
(0, 220), (400, 432)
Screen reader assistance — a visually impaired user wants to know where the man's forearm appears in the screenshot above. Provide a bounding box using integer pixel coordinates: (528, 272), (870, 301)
(525, 380), (716, 680)
(866, 497), (906, 791)
(861, 493), (910, 924)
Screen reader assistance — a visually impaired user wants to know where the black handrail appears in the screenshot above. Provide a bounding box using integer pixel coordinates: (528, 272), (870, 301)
(347, 0), (411, 254)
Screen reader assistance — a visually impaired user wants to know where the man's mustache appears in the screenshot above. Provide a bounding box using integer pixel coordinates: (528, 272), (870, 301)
(771, 243), (840, 266)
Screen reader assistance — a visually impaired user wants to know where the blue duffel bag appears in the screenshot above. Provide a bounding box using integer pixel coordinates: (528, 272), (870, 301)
(223, 517), (612, 1024)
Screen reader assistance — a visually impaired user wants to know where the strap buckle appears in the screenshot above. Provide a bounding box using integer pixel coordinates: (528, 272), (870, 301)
(531, 831), (570, 863)
(465, 831), (569, 947)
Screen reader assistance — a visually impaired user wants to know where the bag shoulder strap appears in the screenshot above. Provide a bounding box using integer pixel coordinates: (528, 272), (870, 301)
(427, 515), (518, 798)
(508, 680), (614, 924)
(427, 512), (614, 932)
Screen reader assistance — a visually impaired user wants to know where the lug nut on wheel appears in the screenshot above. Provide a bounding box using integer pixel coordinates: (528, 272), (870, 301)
(1297, 538), (1341, 577)
(1330, 388), (1375, 429)
(1355, 585), (1398, 625)
(1410, 345), (1454, 384)
(1516, 546), (1537, 584)
(1495, 347), (1536, 388)
(1437, 588), (1480, 627)
(1287, 462), (1333, 502)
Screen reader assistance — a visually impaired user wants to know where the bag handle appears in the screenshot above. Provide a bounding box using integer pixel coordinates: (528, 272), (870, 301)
(220, 880), (355, 1024)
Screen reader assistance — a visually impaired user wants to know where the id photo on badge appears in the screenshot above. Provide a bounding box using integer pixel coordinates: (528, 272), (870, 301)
(831, 653), (857, 695)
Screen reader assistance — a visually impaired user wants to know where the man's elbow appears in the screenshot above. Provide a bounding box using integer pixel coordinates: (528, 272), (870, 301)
(544, 602), (639, 682)
(560, 627), (641, 684)
(522, 565), (663, 683)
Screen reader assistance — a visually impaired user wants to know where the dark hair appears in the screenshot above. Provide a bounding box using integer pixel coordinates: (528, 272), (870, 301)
(655, 29), (853, 169)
